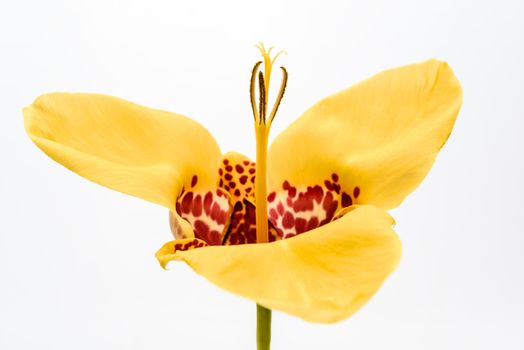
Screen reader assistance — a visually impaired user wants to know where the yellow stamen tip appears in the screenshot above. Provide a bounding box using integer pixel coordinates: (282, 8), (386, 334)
(256, 43), (286, 94)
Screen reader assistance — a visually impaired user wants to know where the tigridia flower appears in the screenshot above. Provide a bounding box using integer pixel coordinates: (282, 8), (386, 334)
(23, 47), (462, 329)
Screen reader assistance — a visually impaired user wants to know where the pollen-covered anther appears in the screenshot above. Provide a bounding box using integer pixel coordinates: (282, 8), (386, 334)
(250, 45), (288, 126)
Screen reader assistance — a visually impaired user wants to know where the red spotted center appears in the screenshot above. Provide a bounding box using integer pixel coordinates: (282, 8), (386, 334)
(172, 155), (360, 249)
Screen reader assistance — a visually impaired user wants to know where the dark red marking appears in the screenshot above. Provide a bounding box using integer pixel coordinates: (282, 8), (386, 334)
(191, 194), (202, 216)
(180, 192), (193, 214)
(341, 192), (352, 207)
(204, 192), (212, 215)
(243, 160), (250, 166)
(353, 187), (360, 199)
(191, 175), (198, 188)
(269, 208), (278, 221)
(288, 186), (297, 198)
(307, 217), (319, 231)
(225, 173), (233, 181)
(282, 212), (294, 229)
(295, 217), (307, 234)
(324, 180), (334, 191)
(331, 173), (339, 182)
(235, 164), (244, 173)
(311, 185), (324, 204)
(267, 192), (276, 202)
(225, 165), (233, 172)
(234, 189), (241, 196)
(277, 202), (284, 215)
(209, 230), (221, 245)
(229, 181), (236, 189)
(194, 219), (211, 242)
(283, 180), (290, 190)
(239, 175), (248, 185)
(223, 159), (229, 165)
(249, 168), (256, 174)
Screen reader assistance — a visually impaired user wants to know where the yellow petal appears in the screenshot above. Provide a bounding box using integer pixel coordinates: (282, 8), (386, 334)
(269, 60), (463, 209)
(156, 205), (401, 323)
(24, 93), (221, 210)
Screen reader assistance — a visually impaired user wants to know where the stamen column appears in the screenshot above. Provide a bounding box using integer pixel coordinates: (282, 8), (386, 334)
(250, 44), (287, 350)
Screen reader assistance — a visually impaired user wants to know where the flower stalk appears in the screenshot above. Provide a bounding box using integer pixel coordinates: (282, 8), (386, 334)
(257, 304), (272, 350)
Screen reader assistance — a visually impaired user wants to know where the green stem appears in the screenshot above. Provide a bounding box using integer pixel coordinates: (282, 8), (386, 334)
(257, 304), (272, 350)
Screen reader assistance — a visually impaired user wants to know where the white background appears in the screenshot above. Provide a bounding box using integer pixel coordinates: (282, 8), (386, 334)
(1, 0), (523, 349)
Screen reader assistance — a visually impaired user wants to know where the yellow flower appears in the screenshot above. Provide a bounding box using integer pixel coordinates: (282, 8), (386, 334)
(23, 49), (462, 324)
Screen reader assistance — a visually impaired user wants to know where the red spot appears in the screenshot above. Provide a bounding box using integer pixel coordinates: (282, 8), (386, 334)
(311, 185), (324, 204)
(225, 173), (233, 181)
(342, 192), (352, 207)
(331, 173), (339, 182)
(249, 168), (256, 174)
(191, 175), (198, 187)
(235, 164), (244, 173)
(283, 180), (290, 190)
(333, 183), (341, 194)
(234, 189), (241, 196)
(246, 187), (252, 193)
(191, 194), (202, 216)
(293, 192), (314, 212)
(267, 192), (276, 202)
(353, 187), (360, 199)
(224, 185), (230, 191)
(329, 200), (338, 216)
(204, 192), (212, 215)
(239, 175), (248, 185)
(219, 179), (223, 187)
(209, 230), (221, 245)
(218, 168), (223, 176)
(269, 208), (278, 222)
(243, 160), (250, 166)
(251, 176), (255, 183)
(295, 217), (307, 234)
(223, 159), (229, 165)
(307, 217), (319, 231)
(180, 192), (193, 214)
(194, 219), (210, 239)
(288, 186), (297, 198)
(277, 202), (285, 215)
(211, 203), (227, 224)
(282, 212), (295, 229)
(229, 181), (236, 189)
(324, 180), (334, 191)
(322, 192), (333, 212)
(286, 197), (293, 207)
(226, 165), (233, 172)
